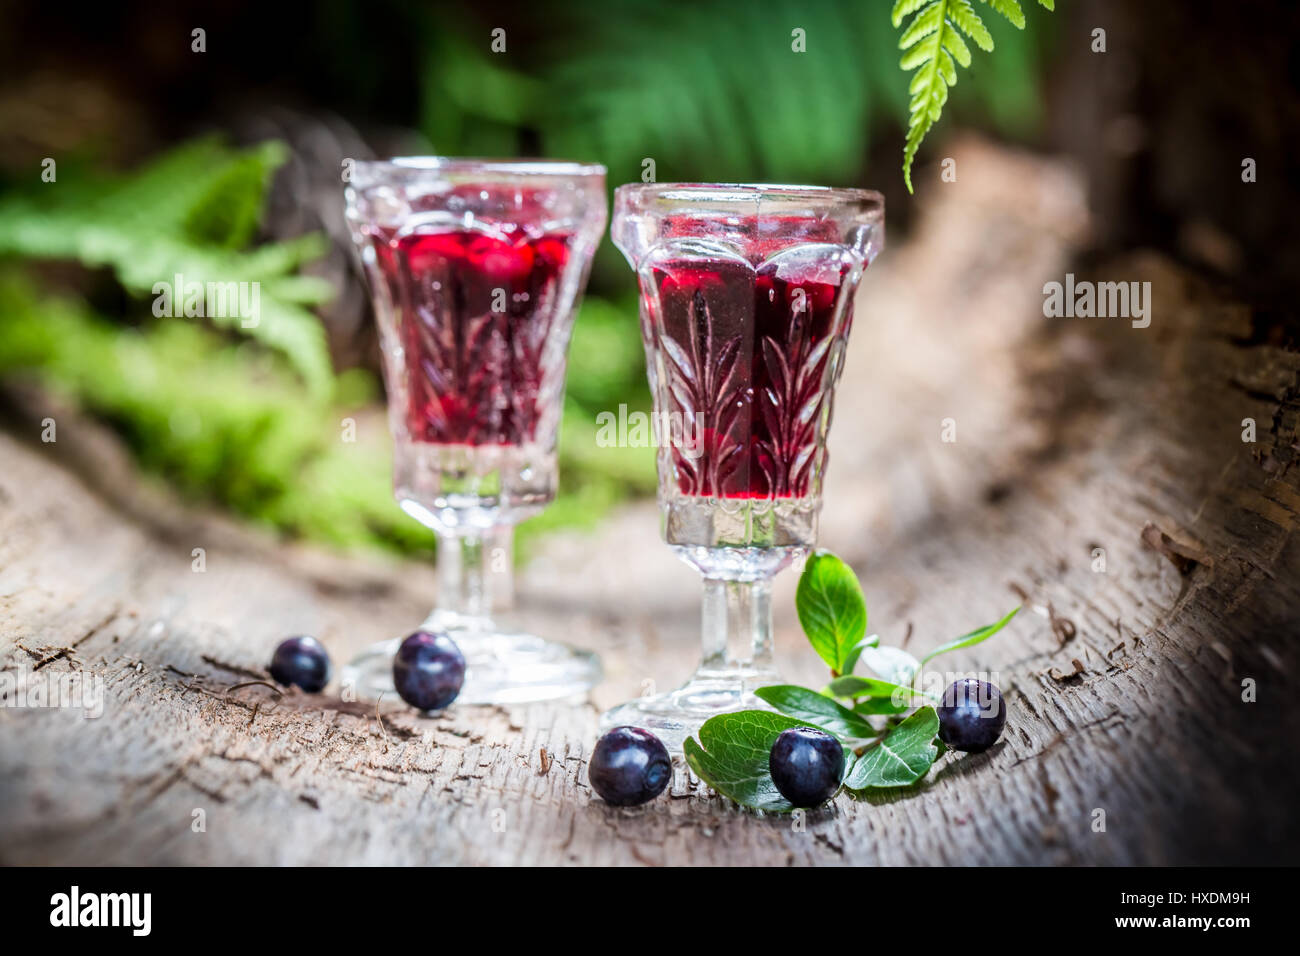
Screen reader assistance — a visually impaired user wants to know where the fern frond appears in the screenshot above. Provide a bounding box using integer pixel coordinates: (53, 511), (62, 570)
(941, 26), (973, 67)
(895, 0), (1052, 193)
(533, 0), (893, 186)
(893, 0), (936, 31)
(899, 3), (944, 49)
(899, 1), (955, 193)
(948, 0), (994, 52)
(981, 0), (1026, 29)
(1038, 0), (1054, 10)
(936, 50), (959, 87)
(0, 140), (334, 397)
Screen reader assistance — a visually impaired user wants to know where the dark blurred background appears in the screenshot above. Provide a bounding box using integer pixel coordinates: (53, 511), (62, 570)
(0, 0), (1295, 553)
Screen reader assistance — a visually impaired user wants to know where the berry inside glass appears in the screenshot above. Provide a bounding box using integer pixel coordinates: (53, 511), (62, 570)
(603, 183), (884, 752)
(647, 245), (853, 499)
(343, 159), (607, 705)
(371, 223), (574, 447)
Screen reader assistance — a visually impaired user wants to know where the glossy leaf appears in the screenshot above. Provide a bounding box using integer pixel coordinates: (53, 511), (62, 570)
(845, 706), (940, 789)
(857, 644), (921, 686)
(919, 606), (1020, 666)
(796, 551), (867, 673)
(685, 710), (852, 812)
(755, 685), (876, 740)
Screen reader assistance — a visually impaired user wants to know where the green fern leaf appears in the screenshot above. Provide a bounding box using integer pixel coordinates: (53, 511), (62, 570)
(941, 25), (973, 67)
(902, 116), (934, 195)
(0, 140), (333, 397)
(895, 0), (1052, 193)
(901, 40), (936, 73)
(899, 2), (943, 46)
(182, 143), (288, 248)
(892, 0), (932, 28)
(980, 0), (1026, 29)
(1038, 0), (1054, 9)
(936, 49), (959, 86)
(948, 0), (994, 52)
(899, 1), (950, 192)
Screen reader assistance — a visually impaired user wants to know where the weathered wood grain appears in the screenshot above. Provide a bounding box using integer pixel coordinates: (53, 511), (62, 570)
(1, 140), (1296, 865)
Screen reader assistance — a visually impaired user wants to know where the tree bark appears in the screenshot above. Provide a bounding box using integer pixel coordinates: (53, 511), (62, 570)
(2, 140), (1296, 865)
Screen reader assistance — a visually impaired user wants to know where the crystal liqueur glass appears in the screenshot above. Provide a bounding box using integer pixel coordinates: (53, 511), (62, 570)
(603, 183), (884, 750)
(344, 158), (607, 703)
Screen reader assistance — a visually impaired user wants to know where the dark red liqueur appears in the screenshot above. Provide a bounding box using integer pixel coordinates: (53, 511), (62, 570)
(374, 227), (572, 446)
(648, 256), (854, 499)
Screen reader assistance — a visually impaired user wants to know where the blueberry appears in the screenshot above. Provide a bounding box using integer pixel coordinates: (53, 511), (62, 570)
(937, 679), (1007, 753)
(269, 635), (332, 692)
(769, 727), (845, 808)
(588, 726), (672, 806)
(392, 630), (465, 711)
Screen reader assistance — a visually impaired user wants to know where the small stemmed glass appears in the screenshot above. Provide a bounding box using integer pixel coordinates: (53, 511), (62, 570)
(343, 158), (607, 703)
(601, 183), (884, 750)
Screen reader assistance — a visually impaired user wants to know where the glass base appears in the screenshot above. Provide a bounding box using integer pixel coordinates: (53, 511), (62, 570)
(342, 627), (602, 706)
(598, 666), (779, 753)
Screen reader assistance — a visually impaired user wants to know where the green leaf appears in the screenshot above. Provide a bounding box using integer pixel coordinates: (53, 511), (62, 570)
(980, 0), (1026, 29)
(855, 697), (911, 715)
(181, 141), (288, 248)
(755, 685), (877, 740)
(857, 644), (921, 686)
(895, 0), (1053, 192)
(899, 3), (944, 49)
(919, 606), (1020, 666)
(529, 0), (880, 191)
(795, 550), (867, 673)
(828, 674), (926, 702)
(845, 707), (940, 789)
(892, 0), (932, 29)
(948, 0), (994, 51)
(1037, 0), (1054, 9)
(841, 634), (880, 675)
(941, 23), (973, 66)
(936, 50), (958, 86)
(0, 138), (334, 398)
(684, 711), (851, 812)
(897, 2), (949, 194)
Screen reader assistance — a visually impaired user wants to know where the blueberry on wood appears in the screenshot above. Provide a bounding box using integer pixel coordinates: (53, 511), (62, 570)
(269, 635), (332, 692)
(769, 726), (844, 808)
(392, 631), (465, 712)
(937, 678), (1007, 753)
(588, 726), (672, 806)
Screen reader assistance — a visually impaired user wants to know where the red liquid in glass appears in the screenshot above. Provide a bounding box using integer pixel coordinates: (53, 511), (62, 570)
(373, 227), (572, 446)
(648, 254), (854, 499)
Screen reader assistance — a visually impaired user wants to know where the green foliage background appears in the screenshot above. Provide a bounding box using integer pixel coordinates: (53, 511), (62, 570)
(0, 0), (1057, 555)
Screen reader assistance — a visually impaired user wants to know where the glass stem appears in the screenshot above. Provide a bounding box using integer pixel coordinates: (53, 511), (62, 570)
(431, 525), (514, 628)
(699, 577), (774, 674)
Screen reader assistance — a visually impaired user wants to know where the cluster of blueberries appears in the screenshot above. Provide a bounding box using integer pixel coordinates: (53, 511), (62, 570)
(269, 631), (467, 711)
(588, 679), (1007, 809)
(270, 637), (1005, 811)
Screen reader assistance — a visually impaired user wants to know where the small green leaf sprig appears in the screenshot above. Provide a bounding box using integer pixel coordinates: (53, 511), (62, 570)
(894, 0), (1056, 193)
(684, 551), (1019, 811)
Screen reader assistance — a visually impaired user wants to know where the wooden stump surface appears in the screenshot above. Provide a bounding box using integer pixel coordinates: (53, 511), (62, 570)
(2, 140), (1297, 865)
